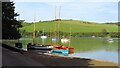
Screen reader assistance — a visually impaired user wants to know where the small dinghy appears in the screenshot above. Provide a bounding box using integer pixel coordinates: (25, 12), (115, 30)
(52, 45), (69, 54)
(53, 49), (69, 54)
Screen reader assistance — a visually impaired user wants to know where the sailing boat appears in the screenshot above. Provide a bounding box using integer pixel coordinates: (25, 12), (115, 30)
(40, 29), (47, 44)
(27, 13), (53, 51)
(53, 6), (74, 54)
(52, 5), (58, 42)
(52, 6), (69, 54)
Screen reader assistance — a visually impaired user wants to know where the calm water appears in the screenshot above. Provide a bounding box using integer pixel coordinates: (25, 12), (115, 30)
(69, 50), (118, 63)
(68, 38), (118, 63)
(20, 37), (118, 63)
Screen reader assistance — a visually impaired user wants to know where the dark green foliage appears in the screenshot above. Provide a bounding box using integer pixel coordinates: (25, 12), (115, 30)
(2, 2), (22, 39)
(20, 31), (118, 38)
(101, 29), (108, 37)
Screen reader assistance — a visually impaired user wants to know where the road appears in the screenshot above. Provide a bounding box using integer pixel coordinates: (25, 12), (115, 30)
(1, 46), (44, 66)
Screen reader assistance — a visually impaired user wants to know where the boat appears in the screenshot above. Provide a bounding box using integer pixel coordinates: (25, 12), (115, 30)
(52, 37), (58, 41)
(107, 38), (113, 43)
(52, 45), (74, 54)
(52, 52), (68, 56)
(60, 37), (74, 54)
(41, 36), (47, 39)
(53, 49), (68, 54)
(27, 43), (53, 50)
(33, 50), (53, 54)
(27, 14), (53, 52)
(55, 45), (74, 54)
(52, 45), (68, 54)
(51, 6), (74, 54)
(61, 38), (70, 43)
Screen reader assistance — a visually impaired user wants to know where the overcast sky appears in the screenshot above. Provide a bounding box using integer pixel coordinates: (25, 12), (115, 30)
(13, 0), (119, 23)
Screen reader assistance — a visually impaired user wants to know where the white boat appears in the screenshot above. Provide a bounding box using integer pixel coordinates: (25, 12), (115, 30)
(52, 37), (58, 41)
(61, 38), (70, 43)
(92, 36), (95, 38)
(107, 38), (113, 43)
(41, 36), (47, 39)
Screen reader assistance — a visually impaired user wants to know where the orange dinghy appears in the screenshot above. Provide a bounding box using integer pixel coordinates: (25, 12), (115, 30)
(52, 44), (69, 54)
(52, 44), (74, 54)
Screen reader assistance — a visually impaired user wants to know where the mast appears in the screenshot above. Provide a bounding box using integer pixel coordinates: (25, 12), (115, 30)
(53, 5), (57, 44)
(42, 29), (44, 45)
(58, 6), (61, 44)
(54, 5), (56, 38)
(69, 27), (71, 46)
(49, 28), (52, 44)
(33, 12), (36, 44)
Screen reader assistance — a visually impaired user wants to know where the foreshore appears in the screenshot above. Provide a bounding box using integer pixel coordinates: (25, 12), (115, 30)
(23, 51), (118, 67)
(2, 43), (119, 68)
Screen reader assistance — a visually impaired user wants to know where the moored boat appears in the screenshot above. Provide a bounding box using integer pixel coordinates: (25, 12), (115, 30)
(27, 43), (53, 50)
(52, 44), (74, 54)
(53, 49), (69, 54)
(50, 6), (74, 54)
(107, 38), (113, 43)
(52, 44), (68, 54)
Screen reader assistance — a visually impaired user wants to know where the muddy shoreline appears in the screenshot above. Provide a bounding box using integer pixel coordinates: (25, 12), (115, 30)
(23, 51), (118, 67)
(2, 43), (119, 68)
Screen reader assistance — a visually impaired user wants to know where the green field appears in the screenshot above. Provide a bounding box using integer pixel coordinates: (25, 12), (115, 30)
(20, 20), (118, 33)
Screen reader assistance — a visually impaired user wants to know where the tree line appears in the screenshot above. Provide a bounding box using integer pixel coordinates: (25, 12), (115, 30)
(20, 30), (119, 38)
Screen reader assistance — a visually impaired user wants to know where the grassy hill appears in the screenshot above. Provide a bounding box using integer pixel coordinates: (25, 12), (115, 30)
(20, 20), (118, 33)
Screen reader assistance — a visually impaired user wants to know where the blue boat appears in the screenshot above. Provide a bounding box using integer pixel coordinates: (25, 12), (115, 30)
(52, 52), (68, 56)
(53, 49), (69, 54)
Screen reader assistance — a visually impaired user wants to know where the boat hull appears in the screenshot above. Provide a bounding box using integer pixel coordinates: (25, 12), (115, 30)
(52, 44), (74, 54)
(32, 50), (53, 54)
(53, 49), (69, 54)
(28, 44), (53, 50)
(28, 47), (53, 50)
(68, 48), (74, 54)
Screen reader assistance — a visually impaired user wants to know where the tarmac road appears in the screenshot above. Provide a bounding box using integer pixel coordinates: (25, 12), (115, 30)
(1, 46), (44, 66)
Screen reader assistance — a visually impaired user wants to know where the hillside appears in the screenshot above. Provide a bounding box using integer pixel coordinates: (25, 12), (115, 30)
(20, 20), (118, 33)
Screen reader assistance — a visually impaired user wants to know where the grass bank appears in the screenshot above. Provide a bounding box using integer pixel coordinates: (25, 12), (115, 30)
(20, 20), (118, 33)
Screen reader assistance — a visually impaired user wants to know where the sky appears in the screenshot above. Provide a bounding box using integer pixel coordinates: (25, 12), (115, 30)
(13, 0), (119, 23)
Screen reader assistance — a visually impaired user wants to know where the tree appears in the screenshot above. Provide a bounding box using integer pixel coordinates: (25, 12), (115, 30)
(101, 29), (108, 37)
(2, 2), (22, 39)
